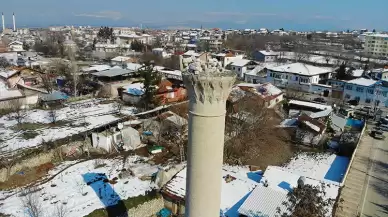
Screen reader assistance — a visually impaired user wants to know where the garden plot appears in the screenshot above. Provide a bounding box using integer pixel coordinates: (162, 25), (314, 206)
(0, 156), (160, 217)
(0, 99), (136, 153)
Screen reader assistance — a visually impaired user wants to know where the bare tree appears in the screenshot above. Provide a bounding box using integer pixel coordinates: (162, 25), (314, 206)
(0, 57), (11, 68)
(48, 107), (58, 124)
(277, 183), (334, 217)
(46, 52), (80, 97)
(52, 203), (68, 217)
(223, 95), (291, 165)
(20, 187), (43, 217)
(0, 148), (18, 179)
(7, 99), (27, 125)
(39, 73), (55, 93)
(113, 100), (123, 114)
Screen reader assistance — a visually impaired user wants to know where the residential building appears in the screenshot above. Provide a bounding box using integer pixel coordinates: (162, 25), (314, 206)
(229, 59), (258, 78)
(343, 78), (388, 107)
(152, 48), (170, 58)
(253, 50), (279, 62)
(8, 41), (23, 52)
(229, 82), (284, 108)
(160, 166), (257, 216)
(266, 63), (333, 92)
(244, 63), (279, 84)
(364, 34), (388, 58)
(155, 80), (186, 104)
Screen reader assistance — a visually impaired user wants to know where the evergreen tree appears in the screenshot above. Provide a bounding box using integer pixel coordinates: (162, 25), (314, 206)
(136, 61), (161, 109)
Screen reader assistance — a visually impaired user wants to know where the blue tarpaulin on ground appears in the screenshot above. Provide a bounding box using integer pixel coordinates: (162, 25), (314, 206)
(40, 91), (69, 102)
(127, 88), (144, 96)
(157, 208), (171, 217)
(324, 155), (350, 182)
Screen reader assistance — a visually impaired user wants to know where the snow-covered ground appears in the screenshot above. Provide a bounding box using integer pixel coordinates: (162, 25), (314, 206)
(0, 156), (160, 217)
(0, 99), (136, 153)
(281, 152), (350, 184)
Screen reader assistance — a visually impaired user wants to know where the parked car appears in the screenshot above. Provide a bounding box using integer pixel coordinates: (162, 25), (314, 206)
(379, 124), (388, 131)
(370, 129), (385, 140)
(347, 99), (359, 106)
(313, 97), (327, 104)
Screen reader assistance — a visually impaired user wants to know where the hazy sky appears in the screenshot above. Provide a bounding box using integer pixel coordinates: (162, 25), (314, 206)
(2, 0), (387, 30)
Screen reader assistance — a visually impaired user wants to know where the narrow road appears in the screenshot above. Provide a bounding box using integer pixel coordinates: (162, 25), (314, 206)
(360, 132), (388, 217)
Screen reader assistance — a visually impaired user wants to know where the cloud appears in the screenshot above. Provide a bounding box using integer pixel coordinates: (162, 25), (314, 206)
(313, 15), (335, 20)
(206, 11), (277, 17)
(74, 11), (123, 20)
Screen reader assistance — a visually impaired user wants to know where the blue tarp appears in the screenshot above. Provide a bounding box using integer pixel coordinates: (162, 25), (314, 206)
(324, 155), (350, 183)
(157, 208), (171, 217)
(40, 91), (69, 102)
(346, 118), (365, 129)
(127, 88), (144, 96)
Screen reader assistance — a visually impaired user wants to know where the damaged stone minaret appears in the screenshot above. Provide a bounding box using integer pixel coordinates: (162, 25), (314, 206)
(184, 60), (235, 217)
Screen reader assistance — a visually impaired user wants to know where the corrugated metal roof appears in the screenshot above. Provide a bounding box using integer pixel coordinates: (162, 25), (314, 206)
(92, 68), (133, 77)
(238, 185), (289, 217)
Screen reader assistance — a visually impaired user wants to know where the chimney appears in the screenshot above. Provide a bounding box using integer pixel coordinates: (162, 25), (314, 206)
(183, 67), (235, 217)
(12, 12), (16, 32)
(1, 13), (4, 32)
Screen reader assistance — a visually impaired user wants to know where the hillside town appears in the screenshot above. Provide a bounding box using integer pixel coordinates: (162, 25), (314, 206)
(0, 10), (387, 217)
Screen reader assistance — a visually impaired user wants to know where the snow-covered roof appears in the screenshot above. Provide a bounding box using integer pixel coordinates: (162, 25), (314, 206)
(0, 69), (19, 79)
(366, 33), (388, 38)
(0, 89), (23, 100)
(289, 100), (332, 111)
(259, 50), (279, 56)
(268, 63), (332, 76)
(183, 50), (200, 57)
(239, 166), (340, 217)
(82, 65), (111, 72)
(310, 108), (333, 119)
(352, 69), (364, 77)
(126, 63), (142, 71)
(163, 165), (258, 214)
(345, 78), (378, 87)
(230, 59), (253, 67)
(245, 63), (279, 76)
(111, 56), (132, 62)
(92, 68), (133, 77)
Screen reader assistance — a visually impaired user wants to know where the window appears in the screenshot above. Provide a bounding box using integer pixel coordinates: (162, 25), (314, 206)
(345, 94), (350, 99)
(252, 79), (258, 84)
(346, 85), (353, 90)
(365, 98), (371, 103)
(238, 68), (241, 72)
(355, 96), (360, 102)
(356, 87), (364, 92)
(383, 91), (387, 97)
(367, 89), (374, 94)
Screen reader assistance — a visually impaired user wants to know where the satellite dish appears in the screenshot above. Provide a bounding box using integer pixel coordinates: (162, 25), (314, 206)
(110, 127), (116, 133)
(117, 123), (124, 130)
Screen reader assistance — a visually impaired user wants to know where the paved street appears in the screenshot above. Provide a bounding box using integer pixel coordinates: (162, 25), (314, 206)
(336, 129), (388, 217)
(360, 131), (388, 217)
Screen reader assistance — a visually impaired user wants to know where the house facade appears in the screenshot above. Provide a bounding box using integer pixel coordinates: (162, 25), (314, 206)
(229, 59), (258, 78)
(253, 50), (279, 62)
(343, 78), (388, 107)
(266, 63), (332, 92)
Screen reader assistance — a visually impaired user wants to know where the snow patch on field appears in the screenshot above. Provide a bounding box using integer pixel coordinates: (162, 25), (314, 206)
(0, 156), (159, 217)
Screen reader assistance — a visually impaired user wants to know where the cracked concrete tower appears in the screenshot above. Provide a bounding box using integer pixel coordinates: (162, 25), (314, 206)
(183, 59), (235, 217)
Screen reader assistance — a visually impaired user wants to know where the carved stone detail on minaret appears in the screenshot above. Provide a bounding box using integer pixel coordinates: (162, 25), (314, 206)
(183, 74), (235, 104)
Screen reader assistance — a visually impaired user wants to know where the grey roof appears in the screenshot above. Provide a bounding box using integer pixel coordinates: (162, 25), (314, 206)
(238, 185), (289, 217)
(92, 68), (133, 77)
(310, 108), (333, 119)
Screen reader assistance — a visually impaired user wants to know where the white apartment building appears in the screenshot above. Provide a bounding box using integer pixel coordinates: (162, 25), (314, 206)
(343, 78), (388, 107)
(364, 34), (388, 58)
(266, 63), (332, 92)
